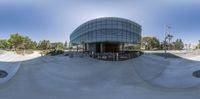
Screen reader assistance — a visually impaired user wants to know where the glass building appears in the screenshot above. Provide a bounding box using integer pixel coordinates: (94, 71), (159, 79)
(70, 17), (142, 52)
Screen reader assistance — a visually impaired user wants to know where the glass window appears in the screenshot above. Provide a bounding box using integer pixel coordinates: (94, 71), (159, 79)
(107, 20), (112, 24)
(102, 24), (106, 28)
(102, 21), (106, 25)
(92, 31), (96, 41)
(113, 21), (117, 25)
(96, 30), (101, 41)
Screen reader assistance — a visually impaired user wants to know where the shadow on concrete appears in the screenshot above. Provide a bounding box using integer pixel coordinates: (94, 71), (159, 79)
(152, 53), (183, 58)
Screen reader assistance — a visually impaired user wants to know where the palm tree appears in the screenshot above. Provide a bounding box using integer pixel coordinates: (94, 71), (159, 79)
(165, 34), (173, 50)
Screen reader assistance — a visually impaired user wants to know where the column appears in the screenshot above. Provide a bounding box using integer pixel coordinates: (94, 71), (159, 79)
(100, 43), (103, 53)
(77, 45), (78, 52)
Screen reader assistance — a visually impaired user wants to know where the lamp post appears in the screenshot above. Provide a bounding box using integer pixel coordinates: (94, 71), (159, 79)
(164, 25), (171, 59)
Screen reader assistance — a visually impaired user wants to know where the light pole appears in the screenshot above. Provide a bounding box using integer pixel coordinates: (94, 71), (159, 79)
(164, 25), (171, 59)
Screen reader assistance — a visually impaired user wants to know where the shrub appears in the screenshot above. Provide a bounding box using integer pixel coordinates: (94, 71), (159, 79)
(48, 49), (64, 56)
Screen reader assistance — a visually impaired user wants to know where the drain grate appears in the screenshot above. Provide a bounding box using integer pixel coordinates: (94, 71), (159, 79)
(0, 70), (8, 78)
(193, 70), (200, 78)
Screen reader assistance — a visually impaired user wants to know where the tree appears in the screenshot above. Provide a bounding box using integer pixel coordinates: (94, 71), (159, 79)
(160, 41), (167, 50)
(30, 41), (37, 50)
(0, 39), (12, 49)
(165, 34), (173, 43)
(197, 40), (200, 49)
(64, 41), (68, 49)
(165, 34), (173, 50)
(24, 36), (33, 50)
(174, 39), (184, 50)
(141, 37), (160, 50)
(142, 37), (151, 50)
(56, 42), (64, 50)
(151, 37), (160, 49)
(37, 40), (51, 50)
(51, 42), (64, 50)
(9, 33), (25, 50)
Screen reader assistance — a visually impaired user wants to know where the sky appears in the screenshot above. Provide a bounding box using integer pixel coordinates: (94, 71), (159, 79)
(0, 0), (200, 44)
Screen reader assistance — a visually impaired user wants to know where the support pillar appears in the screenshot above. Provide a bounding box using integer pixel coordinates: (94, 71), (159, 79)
(83, 43), (85, 52)
(85, 43), (88, 51)
(77, 45), (78, 52)
(122, 44), (125, 52)
(100, 43), (103, 53)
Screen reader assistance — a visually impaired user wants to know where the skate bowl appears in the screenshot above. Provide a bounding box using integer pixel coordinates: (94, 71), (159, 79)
(1, 51), (200, 98)
(133, 54), (200, 89)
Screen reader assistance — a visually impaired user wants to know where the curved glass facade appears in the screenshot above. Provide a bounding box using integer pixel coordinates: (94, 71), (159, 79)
(70, 17), (142, 44)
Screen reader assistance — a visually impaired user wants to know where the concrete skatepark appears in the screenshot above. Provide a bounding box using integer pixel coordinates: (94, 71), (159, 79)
(1, 51), (200, 99)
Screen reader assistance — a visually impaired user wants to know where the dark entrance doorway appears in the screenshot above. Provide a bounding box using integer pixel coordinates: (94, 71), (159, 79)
(104, 43), (119, 52)
(89, 43), (120, 53)
(96, 43), (101, 53)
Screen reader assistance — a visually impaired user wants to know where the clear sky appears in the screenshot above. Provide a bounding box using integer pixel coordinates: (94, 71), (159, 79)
(0, 0), (200, 44)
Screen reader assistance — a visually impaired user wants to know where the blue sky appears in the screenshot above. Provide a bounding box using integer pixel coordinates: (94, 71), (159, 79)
(0, 0), (200, 44)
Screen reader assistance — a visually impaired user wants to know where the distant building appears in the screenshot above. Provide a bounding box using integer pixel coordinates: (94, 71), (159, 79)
(70, 17), (142, 52)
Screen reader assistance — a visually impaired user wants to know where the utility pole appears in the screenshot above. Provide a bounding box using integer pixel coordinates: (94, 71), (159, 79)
(164, 25), (171, 59)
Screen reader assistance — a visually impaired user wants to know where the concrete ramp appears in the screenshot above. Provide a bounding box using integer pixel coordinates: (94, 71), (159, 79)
(0, 51), (41, 84)
(133, 54), (200, 88)
(0, 62), (21, 84)
(0, 52), (22, 84)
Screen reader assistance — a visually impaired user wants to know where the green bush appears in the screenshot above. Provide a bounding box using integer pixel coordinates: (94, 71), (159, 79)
(48, 49), (64, 56)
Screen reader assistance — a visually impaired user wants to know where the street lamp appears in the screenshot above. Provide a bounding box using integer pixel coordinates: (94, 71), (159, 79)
(164, 25), (171, 59)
